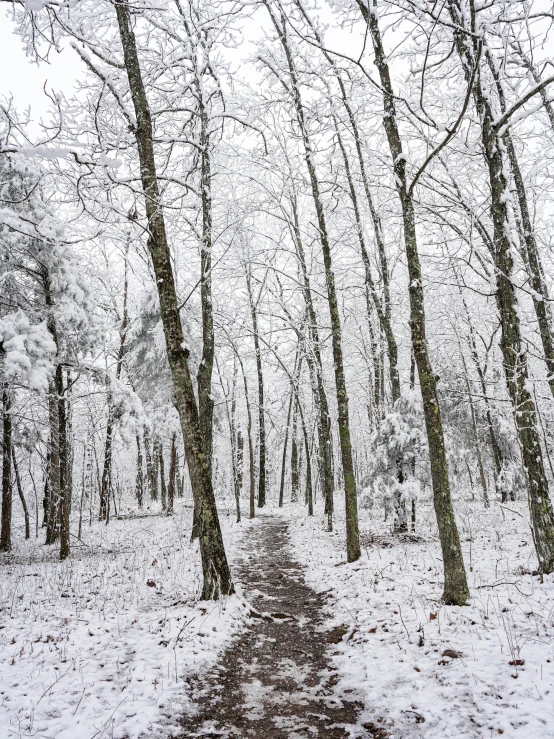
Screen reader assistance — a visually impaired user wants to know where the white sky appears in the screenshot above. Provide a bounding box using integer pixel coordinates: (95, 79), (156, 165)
(0, 11), (78, 128)
(0, 4), (359, 128)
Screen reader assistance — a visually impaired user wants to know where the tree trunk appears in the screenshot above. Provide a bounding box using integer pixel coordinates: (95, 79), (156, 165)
(298, 0), (400, 404)
(197, 98), (215, 475)
(459, 346), (489, 507)
(279, 386), (295, 508)
(236, 353), (256, 520)
(462, 298), (506, 498)
(0, 385), (12, 551)
(300, 406), (313, 516)
(45, 380), (60, 545)
(448, 0), (554, 574)
(333, 114), (406, 529)
(288, 192), (334, 528)
(57, 365), (70, 560)
(167, 433), (176, 515)
(231, 369), (241, 523)
(99, 403), (113, 521)
(291, 396), (300, 503)
(486, 50), (554, 397)
(136, 434), (144, 508)
(159, 441), (167, 511)
(144, 430), (155, 500)
(42, 449), (50, 529)
(236, 430), (244, 504)
(264, 1), (360, 560)
(150, 434), (159, 501)
(100, 244), (129, 522)
(78, 442), (88, 539)
(359, 0), (469, 604)
(176, 447), (183, 498)
(218, 358), (241, 523)
(246, 268), (266, 508)
(115, 0), (232, 599)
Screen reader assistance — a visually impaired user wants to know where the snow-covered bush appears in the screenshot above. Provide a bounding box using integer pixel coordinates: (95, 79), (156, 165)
(362, 390), (427, 528)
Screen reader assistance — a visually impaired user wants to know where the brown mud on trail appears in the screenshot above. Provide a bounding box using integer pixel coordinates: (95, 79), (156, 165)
(178, 516), (388, 739)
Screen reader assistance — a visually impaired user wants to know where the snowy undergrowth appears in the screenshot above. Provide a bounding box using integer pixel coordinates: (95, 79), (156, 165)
(0, 503), (250, 739)
(284, 499), (554, 738)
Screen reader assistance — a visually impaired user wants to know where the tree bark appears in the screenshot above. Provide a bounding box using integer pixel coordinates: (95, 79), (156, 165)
(147, 431), (158, 501)
(279, 386), (295, 508)
(100, 243), (129, 521)
(358, 0), (469, 604)
(0, 385), (12, 552)
(99, 402), (113, 521)
(264, 1), (360, 560)
(291, 396), (300, 503)
(115, 0), (232, 599)
(236, 352), (256, 520)
(236, 430), (244, 506)
(333, 113), (406, 530)
(230, 367), (241, 523)
(57, 365), (70, 561)
(136, 434), (144, 508)
(448, 0), (554, 573)
(462, 299), (505, 497)
(167, 433), (176, 515)
(459, 345), (489, 508)
(159, 440), (167, 511)
(218, 358), (241, 523)
(45, 380), (60, 545)
(486, 50), (554, 397)
(288, 192), (334, 528)
(296, 0), (400, 404)
(246, 268), (267, 508)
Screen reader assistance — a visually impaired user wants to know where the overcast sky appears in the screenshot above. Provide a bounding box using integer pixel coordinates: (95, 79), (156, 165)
(0, 11), (78, 129)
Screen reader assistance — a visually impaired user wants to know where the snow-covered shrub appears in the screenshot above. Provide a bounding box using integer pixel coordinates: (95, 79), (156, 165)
(0, 310), (56, 392)
(362, 390), (427, 527)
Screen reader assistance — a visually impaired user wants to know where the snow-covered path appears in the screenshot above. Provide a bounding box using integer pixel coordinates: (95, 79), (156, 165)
(180, 515), (384, 738)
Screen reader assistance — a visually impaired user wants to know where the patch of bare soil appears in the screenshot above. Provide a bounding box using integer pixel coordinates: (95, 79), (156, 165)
(179, 516), (388, 738)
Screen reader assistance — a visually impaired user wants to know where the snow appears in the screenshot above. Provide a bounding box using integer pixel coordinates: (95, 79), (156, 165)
(285, 500), (554, 738)
(0, 311), (56, 393)
(6, 496), (551, 738)
(0, 504), (250, 739)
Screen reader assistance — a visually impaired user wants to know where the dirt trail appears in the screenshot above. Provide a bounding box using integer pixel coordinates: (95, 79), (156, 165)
(179, 516), (386, 738)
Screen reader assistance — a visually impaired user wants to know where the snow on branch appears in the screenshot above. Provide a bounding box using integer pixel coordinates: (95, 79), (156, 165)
(493, 75), (554, 133)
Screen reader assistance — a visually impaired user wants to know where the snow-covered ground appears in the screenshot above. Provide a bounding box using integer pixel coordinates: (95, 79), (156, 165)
(4, 492), (553, 739)
(285, 499), (554, 739)
(0, 503), (250, 739)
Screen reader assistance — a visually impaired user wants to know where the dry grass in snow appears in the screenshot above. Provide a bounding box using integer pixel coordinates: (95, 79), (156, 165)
(285, 499), (554, 739)
(0, 503), (249, 739)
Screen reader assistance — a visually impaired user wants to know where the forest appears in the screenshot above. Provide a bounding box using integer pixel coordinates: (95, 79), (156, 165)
(1, 0), (554, 737)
